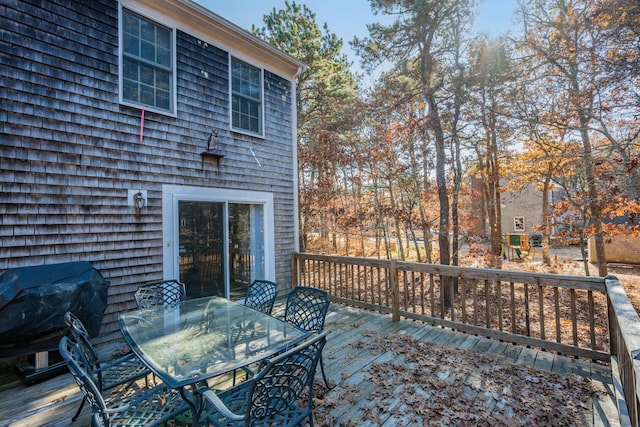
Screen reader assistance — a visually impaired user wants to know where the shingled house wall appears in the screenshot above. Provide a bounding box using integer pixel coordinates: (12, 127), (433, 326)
(0, 0), (300, 342)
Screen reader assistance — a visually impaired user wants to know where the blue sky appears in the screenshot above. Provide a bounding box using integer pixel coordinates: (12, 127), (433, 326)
(195, 0), (518, 75)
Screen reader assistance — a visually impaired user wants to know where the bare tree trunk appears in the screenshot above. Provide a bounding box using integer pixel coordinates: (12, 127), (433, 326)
(426, 95), (452, 306)
(578, 115), (607, 276)
(389, 181), (405, 260)
(373, 178), (391, 259)
(541, 174), (552, 265)
(409, 227), (422, 262)
(579, 231), (590, 276)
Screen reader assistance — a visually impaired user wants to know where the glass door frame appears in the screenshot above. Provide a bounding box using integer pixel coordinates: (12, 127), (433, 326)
(161, 184), (275, 298)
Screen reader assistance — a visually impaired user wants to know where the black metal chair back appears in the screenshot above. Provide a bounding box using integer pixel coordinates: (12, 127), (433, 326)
(64, 311), (153, 422)
(59, 335), (188, 427)
(284, 286), (330, 332)
(64, 310), (93, 341)
(59, 335), (113, 427)
(201, 331), (327, 427)
(64, 311), (104, 386)
(134, 279), (186, 309)
(284, 286), (331, 388)
(243, 280), (279, 314)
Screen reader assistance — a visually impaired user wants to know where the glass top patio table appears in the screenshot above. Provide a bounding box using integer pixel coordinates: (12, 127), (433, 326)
(119, 296), (307, 390)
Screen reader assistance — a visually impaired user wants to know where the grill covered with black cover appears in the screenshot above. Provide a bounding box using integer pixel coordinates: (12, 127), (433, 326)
(0, 261), (109, 357)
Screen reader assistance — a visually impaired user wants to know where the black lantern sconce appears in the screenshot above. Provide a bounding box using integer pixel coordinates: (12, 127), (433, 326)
(133, 191), (146, 209)
(129, 189), (147, 212)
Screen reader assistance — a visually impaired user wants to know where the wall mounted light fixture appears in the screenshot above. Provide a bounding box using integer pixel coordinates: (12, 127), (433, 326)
(128, 189), (148, 210)
(133, 191), (146, 209)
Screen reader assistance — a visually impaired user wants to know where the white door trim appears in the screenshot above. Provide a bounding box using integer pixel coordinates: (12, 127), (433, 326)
(162, 184), (275, 289)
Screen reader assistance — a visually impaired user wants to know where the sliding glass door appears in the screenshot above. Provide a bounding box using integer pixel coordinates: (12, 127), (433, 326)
(228, 203), (264, 299)
(163, 185), (274, 300)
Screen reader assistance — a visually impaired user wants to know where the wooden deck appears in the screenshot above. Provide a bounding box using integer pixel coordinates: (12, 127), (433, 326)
(0, 303), (621, 426)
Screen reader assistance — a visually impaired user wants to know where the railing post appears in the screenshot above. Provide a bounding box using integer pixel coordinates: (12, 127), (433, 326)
(390, 259), (399, 321)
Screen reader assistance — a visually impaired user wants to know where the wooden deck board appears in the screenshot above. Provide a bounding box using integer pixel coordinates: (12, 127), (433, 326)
(469, 335), (497, 353)
(501, 341), (524, 360)
(457, 334), (482, 350)
(0, 303), (621, 427)
(485, 339), (510, 357)
(533, 348), (555, 371)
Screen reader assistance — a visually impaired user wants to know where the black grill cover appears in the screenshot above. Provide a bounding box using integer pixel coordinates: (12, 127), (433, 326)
(0, 261), (109, 356)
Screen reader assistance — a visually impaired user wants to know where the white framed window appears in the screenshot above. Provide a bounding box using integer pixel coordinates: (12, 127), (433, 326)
(230, 57), (263, 136)
(514, 216), (525, 232)
(120, 7), (176, 114)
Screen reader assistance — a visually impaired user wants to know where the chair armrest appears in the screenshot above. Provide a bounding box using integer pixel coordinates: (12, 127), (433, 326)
(199, 388), (245, 422)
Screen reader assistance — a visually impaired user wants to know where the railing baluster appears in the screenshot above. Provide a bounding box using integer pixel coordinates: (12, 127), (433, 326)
(538, 285), (545, 341)
(363, 265), (368, 305)
(461, 277), (467, 324)
(524, 283), (531, 337)
(571, 288), (578, 347)
(375, 268), (380, 307)
(334, 262), (340, 298)
(589, 290), (596, 350)
(420, 272), (425, 315)
(403, 270), (408, 312)
(510, 282), (516, 335)
(497, 280), (503, 331)
(322, 260), (326, 293)
(450, 276), (456, 322)
(350, 263), (355, 300)
(429, 273), (435, 317)
(412, 271), (417, 314)
(485, 279), (491, 329)
(554, 286), (561, 344)
(312, 258), (316, 287)
(439, 274), (445, 320)
(472, 279), (479, 326)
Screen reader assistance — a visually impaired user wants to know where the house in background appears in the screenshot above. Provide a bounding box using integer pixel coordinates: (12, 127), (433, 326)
(500, 183), (544, 236)
(1, 0), (304, 344)
(467, 178), (545, 239)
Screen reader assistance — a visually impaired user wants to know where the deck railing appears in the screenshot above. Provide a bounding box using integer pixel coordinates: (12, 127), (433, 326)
(292, 252), (640, 426)
(292, 252), (610, 361)
(607, 276), (640, 426)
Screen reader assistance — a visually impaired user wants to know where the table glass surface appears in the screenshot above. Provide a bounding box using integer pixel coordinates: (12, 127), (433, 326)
(119, 296), (306, 389)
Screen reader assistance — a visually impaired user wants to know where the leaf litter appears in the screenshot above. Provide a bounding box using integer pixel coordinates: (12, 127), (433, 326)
(310, 334), (605, 426)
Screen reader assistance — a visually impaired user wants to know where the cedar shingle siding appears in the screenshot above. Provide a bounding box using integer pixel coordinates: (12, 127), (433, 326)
(1, 0), (298, 341)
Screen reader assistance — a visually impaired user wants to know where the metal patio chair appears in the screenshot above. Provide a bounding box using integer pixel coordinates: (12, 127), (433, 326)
(134, 279), (186, 309)
(243, 279), (279, 315)
(199, 331), (327, 427)
(64, 311), (152, 422)
(229, 280), (278, 385)
(284, 286), (331, 389)
(59, 336), (189, 427)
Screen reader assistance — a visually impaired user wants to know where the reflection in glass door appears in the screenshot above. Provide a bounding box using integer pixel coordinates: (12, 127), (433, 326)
(178, 201), (224, 298)
(228, 203), (264, 300)
(177, 200), (265, 300)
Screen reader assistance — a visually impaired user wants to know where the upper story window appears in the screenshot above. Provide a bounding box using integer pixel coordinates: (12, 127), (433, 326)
(514, 216), (525, 232)
(231, 58), (263, 136)
(120, 8), (174, 114)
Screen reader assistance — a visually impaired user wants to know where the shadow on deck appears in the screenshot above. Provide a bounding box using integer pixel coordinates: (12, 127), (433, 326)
(0, 303), (620, 427)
